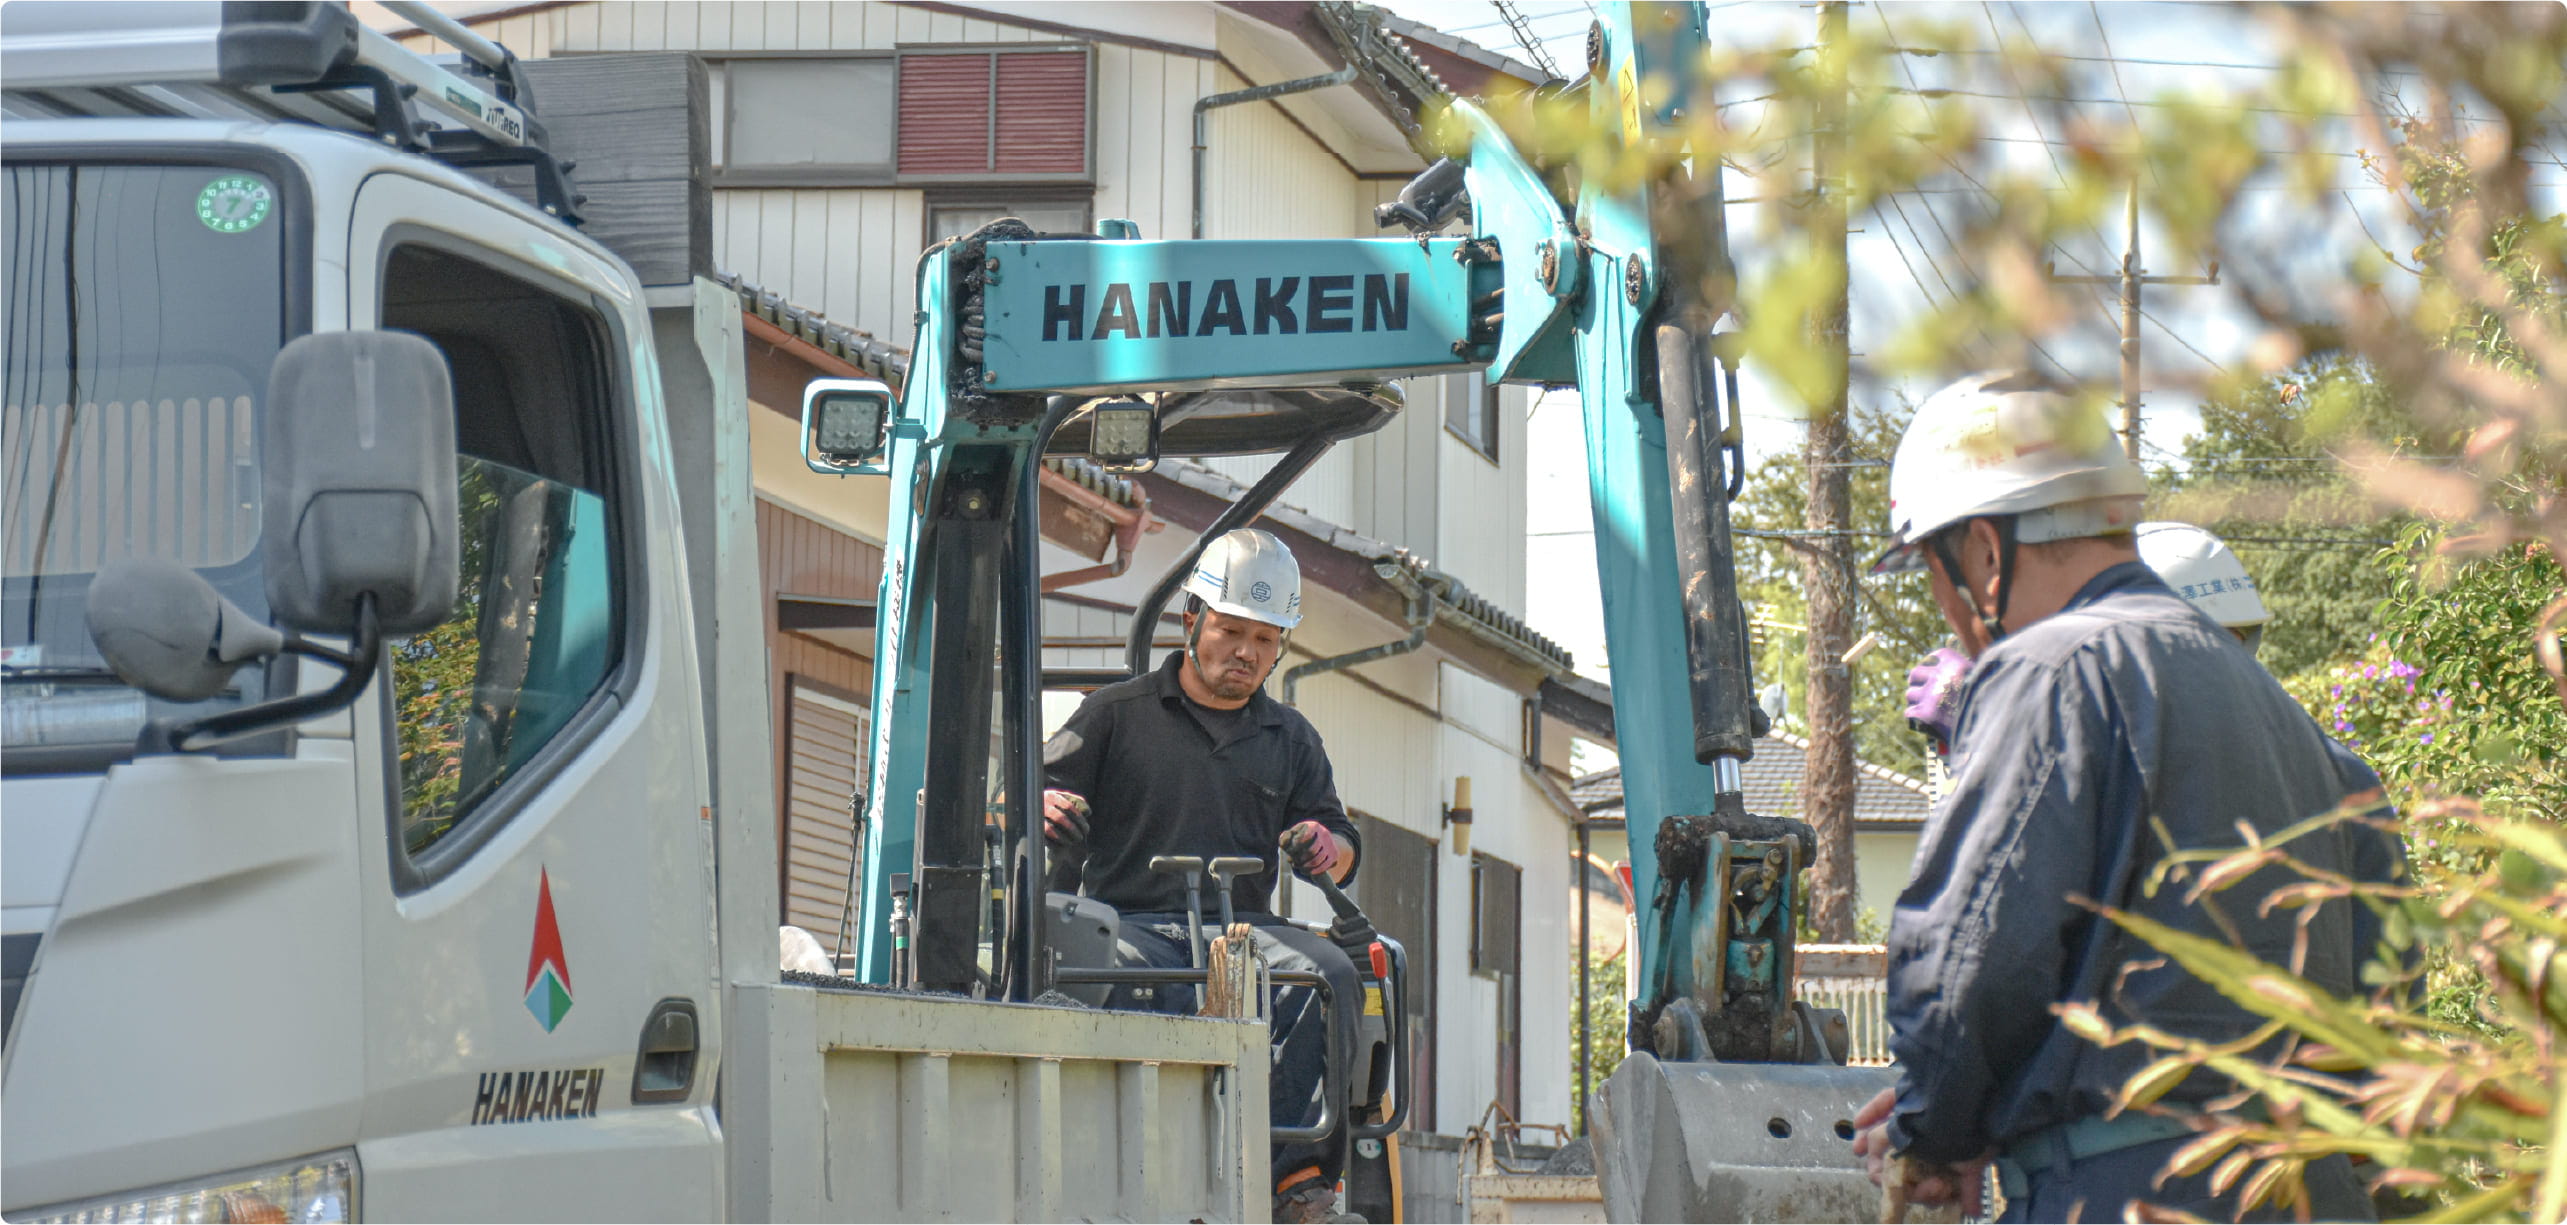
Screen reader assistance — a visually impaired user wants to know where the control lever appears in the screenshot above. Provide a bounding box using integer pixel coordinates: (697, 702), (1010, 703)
(1300, 867), (1378, 953)
(1148, 855), (1209, 967)
(1206, 856), (1263, 931)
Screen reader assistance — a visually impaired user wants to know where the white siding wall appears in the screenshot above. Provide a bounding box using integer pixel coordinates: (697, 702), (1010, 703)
(520, 2), (1210, 348)
(1436, 383), (1531, 612)
(1432, 661), (1571, 1130)
(414, 0), (1573, 1139)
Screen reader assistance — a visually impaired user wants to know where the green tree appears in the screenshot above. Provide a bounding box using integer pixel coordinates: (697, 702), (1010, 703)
(1733, 402), (1946, 781)
(1569, 947), (1626, 1134)
(2159, 359), (2429, 680)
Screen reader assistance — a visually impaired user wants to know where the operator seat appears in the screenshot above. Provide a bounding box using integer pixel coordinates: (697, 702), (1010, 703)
(1043, 891), (1121, 1007)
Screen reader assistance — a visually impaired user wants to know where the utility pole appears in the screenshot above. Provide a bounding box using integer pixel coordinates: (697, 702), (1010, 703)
(2049, 184), (2219, 460)
(1800, 0), (1861, 944)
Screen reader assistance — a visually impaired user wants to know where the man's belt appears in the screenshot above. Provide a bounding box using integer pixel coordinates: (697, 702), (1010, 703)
(2003, 1111), (2196, 1176)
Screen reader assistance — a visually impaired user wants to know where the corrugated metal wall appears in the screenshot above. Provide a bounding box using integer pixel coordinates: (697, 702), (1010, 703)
(781, 680), (866, 960)
(759, 494), (882, 929)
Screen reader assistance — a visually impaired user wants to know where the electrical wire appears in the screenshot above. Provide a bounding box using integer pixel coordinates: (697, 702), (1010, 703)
(1868, 4), (2083, 376)
(2086, 0), (2150, 186)
(1982, 1), (2072, 187)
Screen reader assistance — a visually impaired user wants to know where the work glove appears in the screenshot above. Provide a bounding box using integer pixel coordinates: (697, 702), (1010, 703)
(1902, 646), (1973, 754)
(1279, 819), (1342, 879)
(1042, 789), (1091, 845)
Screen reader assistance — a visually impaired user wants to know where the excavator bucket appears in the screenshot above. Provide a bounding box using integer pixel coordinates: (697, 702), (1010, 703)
(1590, 1053), (1943, 1223)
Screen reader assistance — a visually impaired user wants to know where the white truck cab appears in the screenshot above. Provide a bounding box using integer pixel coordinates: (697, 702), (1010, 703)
(3, 6), (1266, 1221)
(2, 112), (724, 1222)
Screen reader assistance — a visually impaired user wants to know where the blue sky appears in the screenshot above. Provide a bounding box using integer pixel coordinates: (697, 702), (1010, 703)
(1372, 1), (2565, 740)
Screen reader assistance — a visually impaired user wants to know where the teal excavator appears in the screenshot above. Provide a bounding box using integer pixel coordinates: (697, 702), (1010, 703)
(805, 3), (1896, 1218)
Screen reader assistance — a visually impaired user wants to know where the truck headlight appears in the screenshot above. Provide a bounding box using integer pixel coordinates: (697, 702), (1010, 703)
(21, 1149), (356, 1223)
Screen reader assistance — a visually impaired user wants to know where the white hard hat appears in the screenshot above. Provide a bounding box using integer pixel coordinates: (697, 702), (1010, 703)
(1182, 528), (1302, 629)
(1871, 370), (2148, 574)
(2137, 521), (2270, 631)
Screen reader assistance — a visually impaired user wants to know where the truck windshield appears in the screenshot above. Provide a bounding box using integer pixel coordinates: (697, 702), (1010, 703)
(2, 161), (289, 754)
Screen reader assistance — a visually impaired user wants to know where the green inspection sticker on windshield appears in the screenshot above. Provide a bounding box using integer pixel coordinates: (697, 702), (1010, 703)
(196, 175), (273, 234)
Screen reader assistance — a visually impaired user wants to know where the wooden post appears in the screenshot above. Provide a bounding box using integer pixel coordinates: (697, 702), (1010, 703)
(1801, 0), (1861, 943)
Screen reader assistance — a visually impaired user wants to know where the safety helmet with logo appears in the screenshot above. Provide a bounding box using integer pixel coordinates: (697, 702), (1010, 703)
(1871, 370), (2148, 639)
(1182, 528), (1303, 630)
(2136, 521), (2271, 655)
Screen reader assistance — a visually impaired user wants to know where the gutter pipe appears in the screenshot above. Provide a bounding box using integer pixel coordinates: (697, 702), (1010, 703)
(1193, 66), (1360, 239)
(1281, 565), (1440, 705)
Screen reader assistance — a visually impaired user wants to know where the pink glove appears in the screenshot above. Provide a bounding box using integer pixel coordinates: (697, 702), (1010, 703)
(1280, 820), (1343, 878)
(1903, 647), (1973, 752)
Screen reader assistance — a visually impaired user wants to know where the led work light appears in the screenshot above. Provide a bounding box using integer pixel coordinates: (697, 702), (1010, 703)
(1086, 399), (1159, 473)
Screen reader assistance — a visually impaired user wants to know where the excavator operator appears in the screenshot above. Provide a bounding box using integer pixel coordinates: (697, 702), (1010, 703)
(1847, 371), (2386, 1222)
(1039, 528), (1367, 1224)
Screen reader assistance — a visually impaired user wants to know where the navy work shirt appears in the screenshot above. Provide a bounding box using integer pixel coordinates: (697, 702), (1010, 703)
(1885, 561), (2407, 1163)
(1043, 651), (1361, 915)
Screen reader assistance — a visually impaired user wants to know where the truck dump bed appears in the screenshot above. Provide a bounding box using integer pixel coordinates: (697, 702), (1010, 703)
(737, 983), (1269, 1222)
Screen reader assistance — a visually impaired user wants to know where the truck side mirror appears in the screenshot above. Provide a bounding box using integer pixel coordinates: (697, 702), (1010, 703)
(262, 331), (459, 636)
(803, 378), (894, 471)
(86, 559), (287, 703)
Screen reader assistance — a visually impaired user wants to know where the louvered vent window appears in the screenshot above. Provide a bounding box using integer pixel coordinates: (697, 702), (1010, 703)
(898, 48), (1092, 180)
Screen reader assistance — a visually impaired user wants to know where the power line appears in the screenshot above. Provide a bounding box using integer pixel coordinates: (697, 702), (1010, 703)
(1982, 1), (2072, 188)
(1870, 3), (2075, 377)
(1914, 46), (2433, 78)
(1893, 82), (2365, 122)
(1489, 1), (1565, 79)
(1877, 194), (1955, 306)
(2086, 0), (2148, 183)
(2212, 535), (2399, 547)
(1906, 130), (2379, 160)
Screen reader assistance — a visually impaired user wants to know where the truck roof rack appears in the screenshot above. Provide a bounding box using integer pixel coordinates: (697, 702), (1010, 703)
(0, 1), (582, 223)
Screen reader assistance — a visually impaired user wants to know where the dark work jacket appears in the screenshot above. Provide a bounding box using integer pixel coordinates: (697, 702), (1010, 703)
(1884, 562), (2408, 1162)
(1042, 651), (1360, 915)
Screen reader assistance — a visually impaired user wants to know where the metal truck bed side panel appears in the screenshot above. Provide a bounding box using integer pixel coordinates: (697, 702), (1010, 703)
(742, 983), (1269, 1223)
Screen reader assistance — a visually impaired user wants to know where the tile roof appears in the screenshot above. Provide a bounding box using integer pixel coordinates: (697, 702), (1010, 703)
(1152, 458), (1572, 672)
(1373, 12), (1549, 85)
(1570, 733), (1935, 828)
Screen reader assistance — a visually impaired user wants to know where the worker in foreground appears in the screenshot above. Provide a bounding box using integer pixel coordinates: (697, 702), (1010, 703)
(1039, 528), (1367, 1224)
(1848, 371), (2385, 1222)
(1916, 518), (2412, 981)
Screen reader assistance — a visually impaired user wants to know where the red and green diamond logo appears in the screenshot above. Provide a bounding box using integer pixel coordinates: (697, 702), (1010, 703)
(524, 869), (574, 1033)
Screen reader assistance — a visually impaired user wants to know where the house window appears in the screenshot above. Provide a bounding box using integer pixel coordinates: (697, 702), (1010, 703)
(1446, 374), (1499, 464)
(715, 56), (897, 183)
(927, 196), (1093, 245)
(1471, 853), (1521, 977)
(899, 47), (1092, 181)
(712, 47), (1090, 187)
(1472, 852), (1524, 1121)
